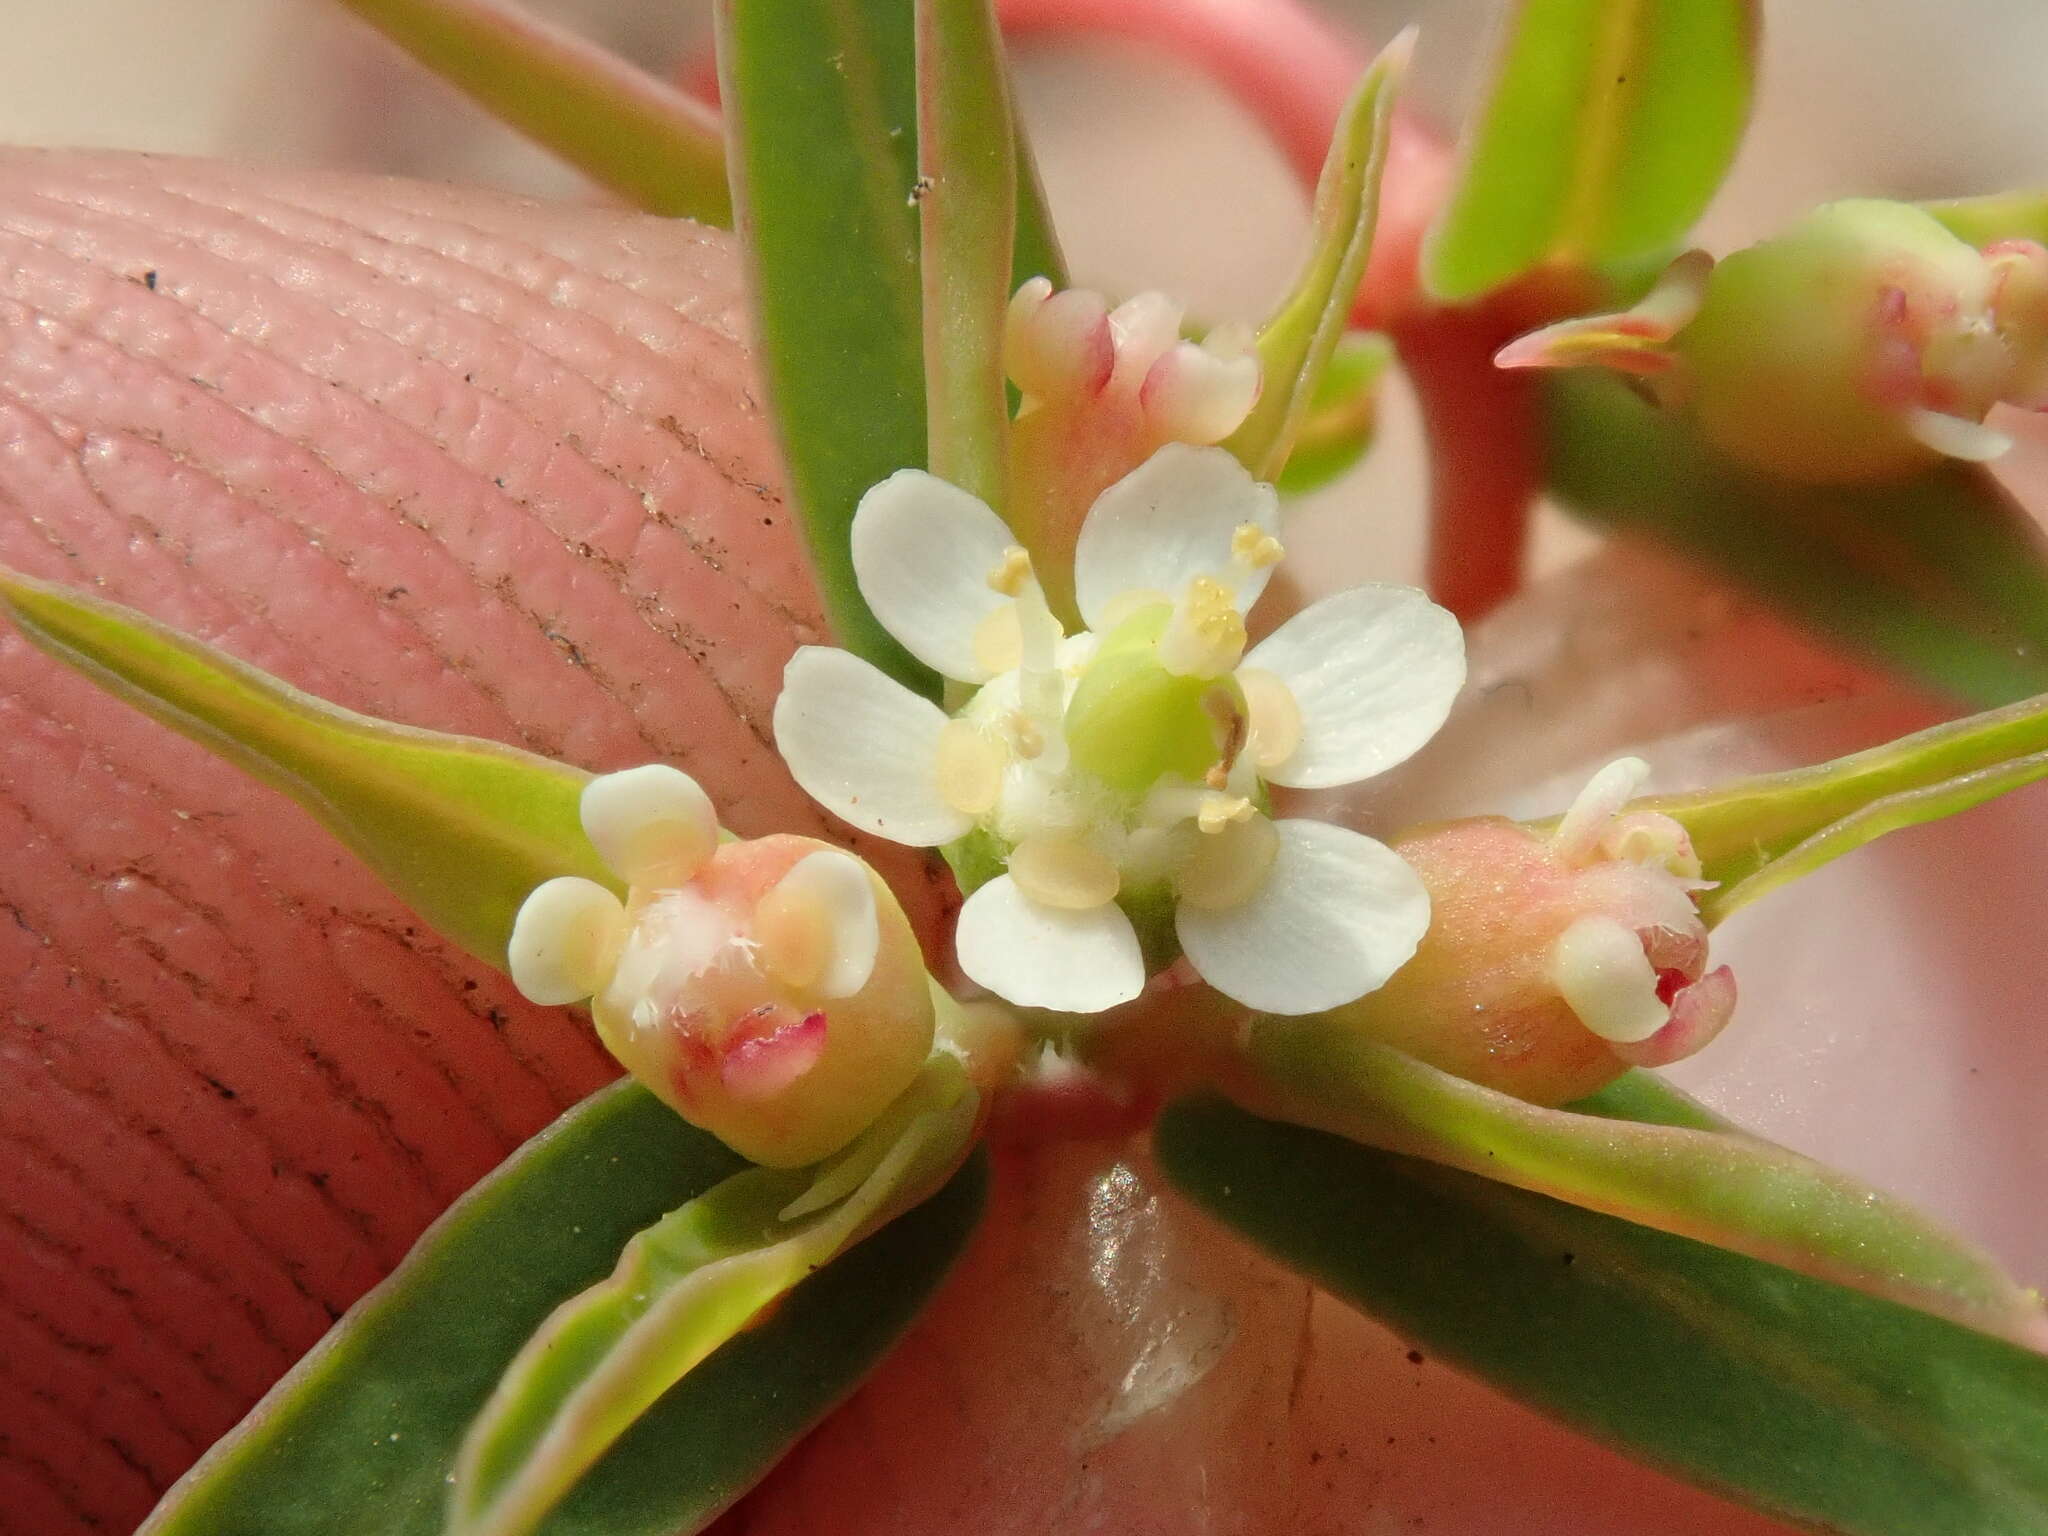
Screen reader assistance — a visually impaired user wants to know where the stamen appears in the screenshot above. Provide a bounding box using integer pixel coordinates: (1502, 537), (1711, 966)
(934, 718), (1006, 815)
(986, 545), (1033, 595)
(1013, 573), (1070, 772)
(1196, 793), (1254, 834)
(1008, 837), (1121, 910)
(1552, 756), (1651, 866)
(1156, 576), (1248, 679)
(1230, 522), (1284, 571)
(1237, 667), (1302, 771)
(1549, 916), (1668, 1044)
(1177, 812), (1279, 910)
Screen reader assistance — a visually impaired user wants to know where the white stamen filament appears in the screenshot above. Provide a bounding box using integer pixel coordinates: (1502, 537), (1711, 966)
(1552, 756), (1652, 866)
(1550, 916), (1668, 1044)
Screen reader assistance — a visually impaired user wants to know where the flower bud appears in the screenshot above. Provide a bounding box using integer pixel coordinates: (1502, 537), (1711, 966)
(1499, 200), (2048, 483)
(1324, 759), (1735, 1105)
(508, 766), (934, 1167)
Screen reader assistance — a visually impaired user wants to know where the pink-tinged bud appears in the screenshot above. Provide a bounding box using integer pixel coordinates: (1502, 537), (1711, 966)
(1325, 761), (1733, 1104)
(509, 766), (934, 1167)
(1005, 279), (1265, 619)
(589, 835), (934, 1167)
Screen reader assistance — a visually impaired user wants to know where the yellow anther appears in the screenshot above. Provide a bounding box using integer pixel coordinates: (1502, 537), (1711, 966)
(1156, 576), (1248, 679)
(971, 603), (1023, 675)
(1237, 667), (1303, 771)
(1177, 813), (1279, 910)
(1231, 523), (1284, 570)
(1007, 837), (1121, 910)
(934, 719), (1006, 816)
(987, 545), (1033, 596)
(1196, 793), (1254, 834)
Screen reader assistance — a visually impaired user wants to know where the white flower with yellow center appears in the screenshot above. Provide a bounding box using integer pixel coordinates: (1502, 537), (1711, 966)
(773, 443), (1466, 1016)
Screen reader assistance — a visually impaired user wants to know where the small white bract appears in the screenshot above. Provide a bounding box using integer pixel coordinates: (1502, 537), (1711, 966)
(774, 443), (1467, 1016)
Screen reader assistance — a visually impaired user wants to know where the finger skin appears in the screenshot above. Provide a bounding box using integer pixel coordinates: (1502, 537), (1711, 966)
(0, 149), (950, 1533)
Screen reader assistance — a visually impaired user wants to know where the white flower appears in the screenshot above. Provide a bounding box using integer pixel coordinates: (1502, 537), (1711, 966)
(773, 444), (1467, 1017)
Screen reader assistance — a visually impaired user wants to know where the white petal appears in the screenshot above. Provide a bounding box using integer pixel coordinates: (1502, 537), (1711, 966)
(579, 763), (718, 887)
(772, 647), (970, 846)
(1176, 819), (1428, 1015)
(850, 468), (1020, 683)
(758, 848), (880, 999)
(1240, 585), (1465, 789)
(507, 876), (627, 1006)
(956, 875), (1145, 1012)
(1549, 756), (1650, 866)
(1073, 444), (1280, 630)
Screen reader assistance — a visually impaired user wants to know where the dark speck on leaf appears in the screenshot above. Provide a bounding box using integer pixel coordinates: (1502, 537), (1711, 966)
(1406, 1349), (1424, 1365)
(143, 269), (158, 290)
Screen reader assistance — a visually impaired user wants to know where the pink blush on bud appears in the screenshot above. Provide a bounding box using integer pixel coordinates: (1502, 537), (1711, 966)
(1615, 966), (1738, 1068)
(720, 1009), (829, 1103)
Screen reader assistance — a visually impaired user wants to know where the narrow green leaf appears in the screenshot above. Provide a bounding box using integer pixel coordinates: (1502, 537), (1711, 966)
(333, 0), (731, 225)
(1424, 0), (1756, 303)
(1225, 38), (1404, 482)
(916, 0), (1015, 509)
(1243, 1022), (2038, 1339)
(1158, 1097), (2048, 1536)
(1543, 370), (2048, 707)
(715, 0), (1064, 697)
(1924, 191), (2048, 250)
(141, 1078), (986, 1536)
(1624, 685), (2048, 894)
(0, 569), (608, 968)
(1271, 331), (1392, 497)
(450, 1056), (981, 1536)
(715, 0), (930, 691)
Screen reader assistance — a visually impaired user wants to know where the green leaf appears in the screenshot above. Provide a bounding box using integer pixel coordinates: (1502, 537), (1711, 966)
(1640, 685), (2048, 921)
(333, 0), (731, 225)
(1241, 1023), (2039, 1339)
(1271, 331), (1392, 497)
(1157, 1096), (2048, 1536)
(449, 1055), (981, 1536)
(141, 1077), (985, 1536)
(1542, 370), (2048, 707)
(1924, 191), (2048, 250)
(1225, 38), (1404, 482)
(0, 569), (609, 969)
(1424, 0), (1756, 303)
(715, 0), (1064, 697)
(916, 0), (1015, 509)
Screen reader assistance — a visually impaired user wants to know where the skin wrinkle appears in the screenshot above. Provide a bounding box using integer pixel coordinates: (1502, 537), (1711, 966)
(0, 239), (682, 769)
(0, 1125), (277, 1411)
(0, 173), (831, 823)
(1, 618), (608, 1118)
(0, 1280), (204, 1480)
(116, 164), (811, 614)
(2, 696), (505, 1223)
(19, 174), (816, 644)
